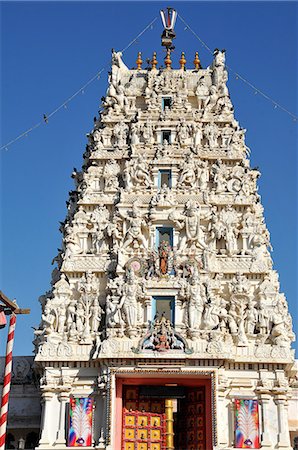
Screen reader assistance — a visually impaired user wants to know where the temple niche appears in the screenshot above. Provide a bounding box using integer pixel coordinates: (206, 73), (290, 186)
(33, 34), (296, 450)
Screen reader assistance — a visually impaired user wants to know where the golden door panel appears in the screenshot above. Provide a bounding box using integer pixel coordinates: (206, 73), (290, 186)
(122, 386), (166, 450)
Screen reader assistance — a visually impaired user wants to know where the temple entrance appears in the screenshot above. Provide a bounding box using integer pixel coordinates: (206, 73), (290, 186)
(121, 385), (208, 450)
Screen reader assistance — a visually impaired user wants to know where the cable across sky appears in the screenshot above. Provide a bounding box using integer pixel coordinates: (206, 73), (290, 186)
(1, 12), (297, 152)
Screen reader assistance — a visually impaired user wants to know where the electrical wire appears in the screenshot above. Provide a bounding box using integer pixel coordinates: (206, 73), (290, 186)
(178, 13), (297, 122)
(1, 17), (158, 152)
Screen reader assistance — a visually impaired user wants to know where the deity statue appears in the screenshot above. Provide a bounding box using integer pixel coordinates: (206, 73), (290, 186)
(64, 226), (83, 259)
(195, 78), (209, 109)
(158, 240), (171, 275)
(204, 86), (218, 115)
(205, 122), (219, 148)
(178, 154), (197, 187)
(244, 300), (258, 335)
(113, 122), (128, 147)
(197, 160), (209, 190)
(130, 122), (140, 145)
(118, 270), (141, 335)
(103, 160), (120, 190)
(185, 269), (205, 333)
(221, 124), (234, 147)
(211, 159), (227, 193)
(122, 203), (147, 250)
(202, 294), (220, 330)
(172, 203), (208, 252)
(177, 119), (191, 145)
(142, 120), (155, 144)
(193, 123), (203, 149)
(90, 206), (109, 254)
(132, 156), (152, 188)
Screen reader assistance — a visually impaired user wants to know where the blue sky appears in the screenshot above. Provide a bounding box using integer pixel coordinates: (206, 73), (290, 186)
(1, 1), (297, 355)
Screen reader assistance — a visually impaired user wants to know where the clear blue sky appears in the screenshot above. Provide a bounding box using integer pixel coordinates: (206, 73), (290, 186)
(1, 1), (297, 356)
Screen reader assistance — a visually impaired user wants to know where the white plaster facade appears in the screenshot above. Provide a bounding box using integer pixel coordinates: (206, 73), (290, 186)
(33, 47), (297, 449)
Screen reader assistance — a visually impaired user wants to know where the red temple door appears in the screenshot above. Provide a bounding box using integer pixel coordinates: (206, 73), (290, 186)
(175, 386), (206, 450)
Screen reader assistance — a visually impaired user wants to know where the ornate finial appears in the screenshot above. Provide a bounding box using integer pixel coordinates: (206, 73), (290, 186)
(164, 49), (172, 70)
(179, 52), (186, 70)
(193, 51), (201, 70)
(160, 8), (177, 50)
(136, 52), (143, 70)
(151, 52), (158, 70)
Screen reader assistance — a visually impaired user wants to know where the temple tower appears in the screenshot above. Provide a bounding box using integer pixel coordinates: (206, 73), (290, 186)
(34, 23), (295, 450)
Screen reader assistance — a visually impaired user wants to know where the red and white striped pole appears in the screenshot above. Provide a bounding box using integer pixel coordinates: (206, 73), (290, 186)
(0, 314), (16, 450)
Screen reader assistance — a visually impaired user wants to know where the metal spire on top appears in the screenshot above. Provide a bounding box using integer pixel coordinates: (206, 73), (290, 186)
(160, 7), (177, 50)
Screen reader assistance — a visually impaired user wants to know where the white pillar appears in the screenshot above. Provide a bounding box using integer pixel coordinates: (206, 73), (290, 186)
(38, 391), (54, 446)
(217, 391), (229, 447)
(258, 394), (272, 448)
(55, 392), (69, 446)
(274, 395), (291, 449)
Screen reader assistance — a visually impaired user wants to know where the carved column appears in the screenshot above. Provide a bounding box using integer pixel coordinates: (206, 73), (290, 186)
(217, 373), (229, 447)
(274, 393), (291, 449)
(55, 392), (69, 446)
(39, 391), (54, 446)
(144, 297), (152, 323)
(257, 392), (273, 448)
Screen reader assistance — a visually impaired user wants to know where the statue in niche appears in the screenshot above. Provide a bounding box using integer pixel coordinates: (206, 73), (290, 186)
(122, 203), (147, 250)
(202, 293), (220, 330)
(211, 159), (227, 193)
(158, 240), (171, 275)
(40, 304), (56, 335)
(236, 303), (249, 346)
(142, 120), (155, 144)
(90, 302), (102, 334)
(118, 269), (141, 334)
(250, 236), (271, 273)
(244, 300), (258, 335)
(231, 128), (246, 150)
(205, 122), (219, 148)
(90, 206), (109, 254)
(57, 305), (66, 334)
(197, 160), (209, 190)
(195, 77), (209, 109)
(64, 226), (83, 259)
(103, 159), (120, 190)
(177, 119), (191, 145)
(77, 271), (99, 343)
(230, 272), (251, 296)
(258, 272), (279, 297)
(146, 249), (159, 279)
(227, 303), (238, 335)
(171, 203), (208, 252)
(221, 124), (234, 147)
(113, 122), (128, 147)
(132, 156), (152, 188)
(178, 153), (197, 187)
(193, 122), (203, 149)
(224, 221), (239, 256)
(75, 302), (85, 335)
(106, 215), (122, 251)
(204, 85), (218, 115)
(130, 122), (140, 145)
(270, 294), (294, 347)
(184, 269), (205, 332)
(151, 185), (175, 208)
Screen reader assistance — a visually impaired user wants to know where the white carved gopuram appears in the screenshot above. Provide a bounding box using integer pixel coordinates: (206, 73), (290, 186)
(34, 40), (296, 450)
